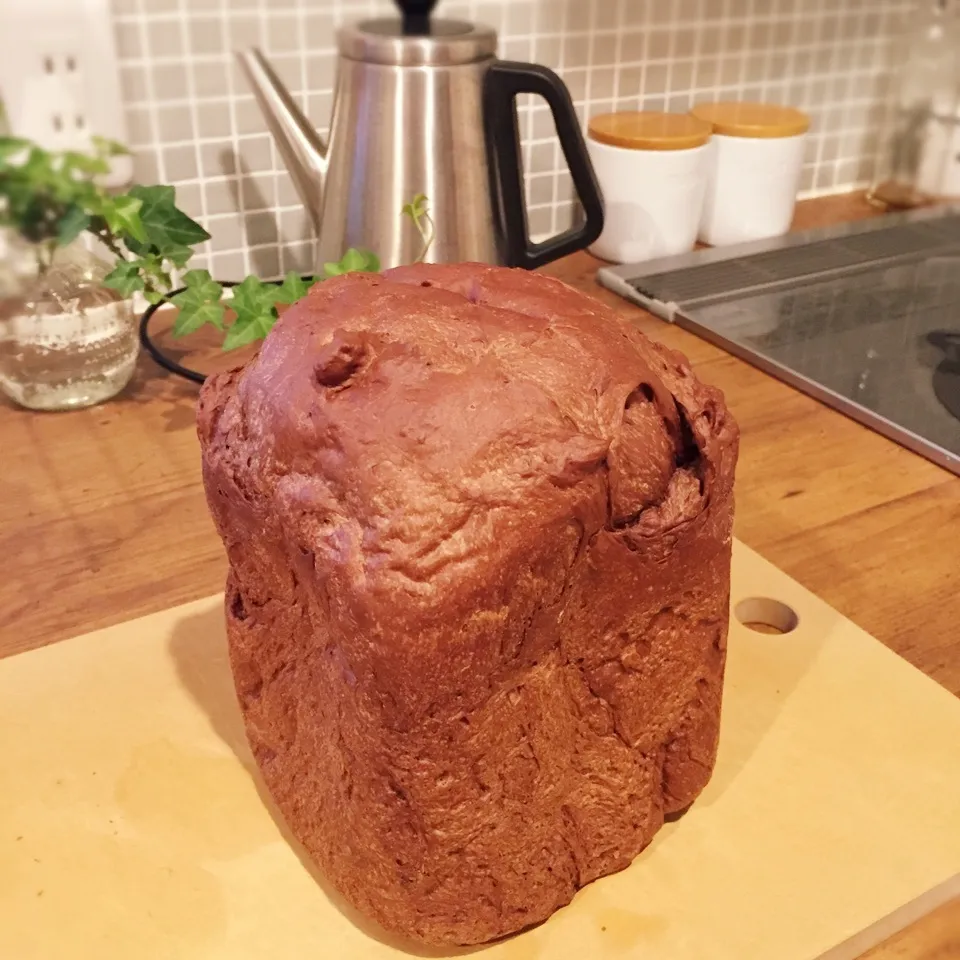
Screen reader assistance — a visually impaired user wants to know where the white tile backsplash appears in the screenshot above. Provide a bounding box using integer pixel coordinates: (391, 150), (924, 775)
(108, 0), (914, 275)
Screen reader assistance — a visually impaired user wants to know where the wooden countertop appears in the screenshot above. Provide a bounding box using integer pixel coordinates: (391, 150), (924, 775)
(1, 192), (957, 958)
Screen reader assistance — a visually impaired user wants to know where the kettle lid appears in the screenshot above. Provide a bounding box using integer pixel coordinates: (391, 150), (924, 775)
(338, 18), (498, 66)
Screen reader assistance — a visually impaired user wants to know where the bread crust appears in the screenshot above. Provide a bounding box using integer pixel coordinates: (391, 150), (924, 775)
(197, 263), (739, 946)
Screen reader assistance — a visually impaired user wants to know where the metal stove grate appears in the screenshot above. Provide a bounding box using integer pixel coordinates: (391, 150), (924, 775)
(628, 214), (960, 308)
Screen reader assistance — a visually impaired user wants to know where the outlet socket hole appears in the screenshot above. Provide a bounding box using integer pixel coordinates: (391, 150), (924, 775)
(66, 56), (76, 72)
(75, 115), (84, 130)
(44, 56), (54, 74)
(52, 114), (62, 132)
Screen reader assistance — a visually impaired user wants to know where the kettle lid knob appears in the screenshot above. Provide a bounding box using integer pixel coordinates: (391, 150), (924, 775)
(394, 0), (439, 34)
(340, 11), (497, 66)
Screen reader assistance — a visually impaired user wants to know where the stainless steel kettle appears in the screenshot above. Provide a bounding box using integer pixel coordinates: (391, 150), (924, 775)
(238, 1), (603, 271)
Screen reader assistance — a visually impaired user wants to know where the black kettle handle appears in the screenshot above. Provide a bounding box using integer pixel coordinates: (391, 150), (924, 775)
(483, 60), (604, 270)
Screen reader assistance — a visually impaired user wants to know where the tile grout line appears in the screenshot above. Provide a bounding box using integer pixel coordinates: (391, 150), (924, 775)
(134, 0), (167, 187)
(176, 0), (211, 265)
(547, 0), (570, 240)
(757, 0), (777, 106)
(257, 0), (284, 276)
(220, 0), (251, 278)
(810, 0), (838, 193)
(797, 0), (825, 192)
(689, 0), (707, 110)
(637, 2), (650, 112)
(610, 0), (627, 108)
(830, 2), (870, 192)
(290, 0), (312, 278)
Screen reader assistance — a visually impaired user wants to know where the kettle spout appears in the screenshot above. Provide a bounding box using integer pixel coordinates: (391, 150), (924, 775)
(237, 48), (327, 233)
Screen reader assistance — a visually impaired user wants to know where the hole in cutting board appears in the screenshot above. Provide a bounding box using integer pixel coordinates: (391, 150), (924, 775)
(735, 597), (799, 635)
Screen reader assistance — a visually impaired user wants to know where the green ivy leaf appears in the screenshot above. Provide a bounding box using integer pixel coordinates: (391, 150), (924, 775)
(56, 204), (89, 246)
(401, 192), (428, 221)
(130, 184), (210, 253)
(21, 147), (55, 183)
(162, 243), (194, 269)
(273, 271), (313, 304)
(171, 269), (226, 336)
(91, 135), (129, 158)
(0, 137), (30, 165)
(102, 259), (145, 298)
(144, 290), (166, 305)
(0, 178), (32, 216)
(230, 275), (277, 320)
(215, 275), (283, 350)
(223, 312), (275, 350)
(171, 296), (226, 336)
(122, 233), (150, 256)
(181, 267), (223, 297)
(111, 250), (174, 303)
(65, 178), (100, 210)
(131, 183), (174, 205)
(340, 247), (369, 273)
(129, 251), (164, 284)
(100, 194), (147, 244)
(62, 151), (109, 177)
(324, 247), (379, 277)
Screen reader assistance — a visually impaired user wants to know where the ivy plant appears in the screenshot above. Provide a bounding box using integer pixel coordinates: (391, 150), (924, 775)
(0, 134), (394, 350)
(401, 192), (435, 262)
(169, 248), (381, 349)
(0, 134), (210, 302)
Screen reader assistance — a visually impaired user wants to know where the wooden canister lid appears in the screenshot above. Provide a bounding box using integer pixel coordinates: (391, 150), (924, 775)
(588, 111), (713, 150)
(690, 101), (810, 138)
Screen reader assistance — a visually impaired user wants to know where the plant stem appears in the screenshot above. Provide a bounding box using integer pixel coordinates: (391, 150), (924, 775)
(32, 239), (57, 276)
(97, 230), (127, 263)
(415, 213), (435, 263)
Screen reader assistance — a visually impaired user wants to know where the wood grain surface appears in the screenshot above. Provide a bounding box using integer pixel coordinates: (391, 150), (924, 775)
(1, 192), (957, 958)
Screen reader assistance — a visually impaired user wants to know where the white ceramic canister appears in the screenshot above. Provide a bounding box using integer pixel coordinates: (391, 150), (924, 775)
(916, 99), (960, 199)
(691, 102), (811, 247)
(586, 112), (713, 263)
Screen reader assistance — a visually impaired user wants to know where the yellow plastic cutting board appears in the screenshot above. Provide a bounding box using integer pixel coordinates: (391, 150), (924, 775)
(1, 541), (959, 960)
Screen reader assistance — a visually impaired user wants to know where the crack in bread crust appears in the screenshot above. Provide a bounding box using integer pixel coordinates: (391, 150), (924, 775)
(197, 263), (739, 946)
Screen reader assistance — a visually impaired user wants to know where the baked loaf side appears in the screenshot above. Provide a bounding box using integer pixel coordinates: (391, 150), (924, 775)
(197, 263), (738, 946)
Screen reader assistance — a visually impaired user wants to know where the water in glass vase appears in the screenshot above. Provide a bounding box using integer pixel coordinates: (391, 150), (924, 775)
(0, 297), (138, 410)
(0, 243), (139, 411)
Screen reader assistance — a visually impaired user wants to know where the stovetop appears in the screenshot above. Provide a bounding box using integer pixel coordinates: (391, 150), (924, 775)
(598, 207), (960, 476)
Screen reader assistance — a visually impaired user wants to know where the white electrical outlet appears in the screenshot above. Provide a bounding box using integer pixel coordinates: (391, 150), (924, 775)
(0, 0), (133, 187)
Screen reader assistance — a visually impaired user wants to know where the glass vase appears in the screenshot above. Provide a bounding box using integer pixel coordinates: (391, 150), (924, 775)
(0, 240), (139, 411)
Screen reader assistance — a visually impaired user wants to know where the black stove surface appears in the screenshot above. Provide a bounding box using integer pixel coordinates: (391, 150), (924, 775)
(930, 331), (960, 425)
(688, 257), (960, 474)
(598, 207), (960, 475)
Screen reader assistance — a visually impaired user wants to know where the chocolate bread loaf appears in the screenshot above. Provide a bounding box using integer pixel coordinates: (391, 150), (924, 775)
(197, 263), (738, 946)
